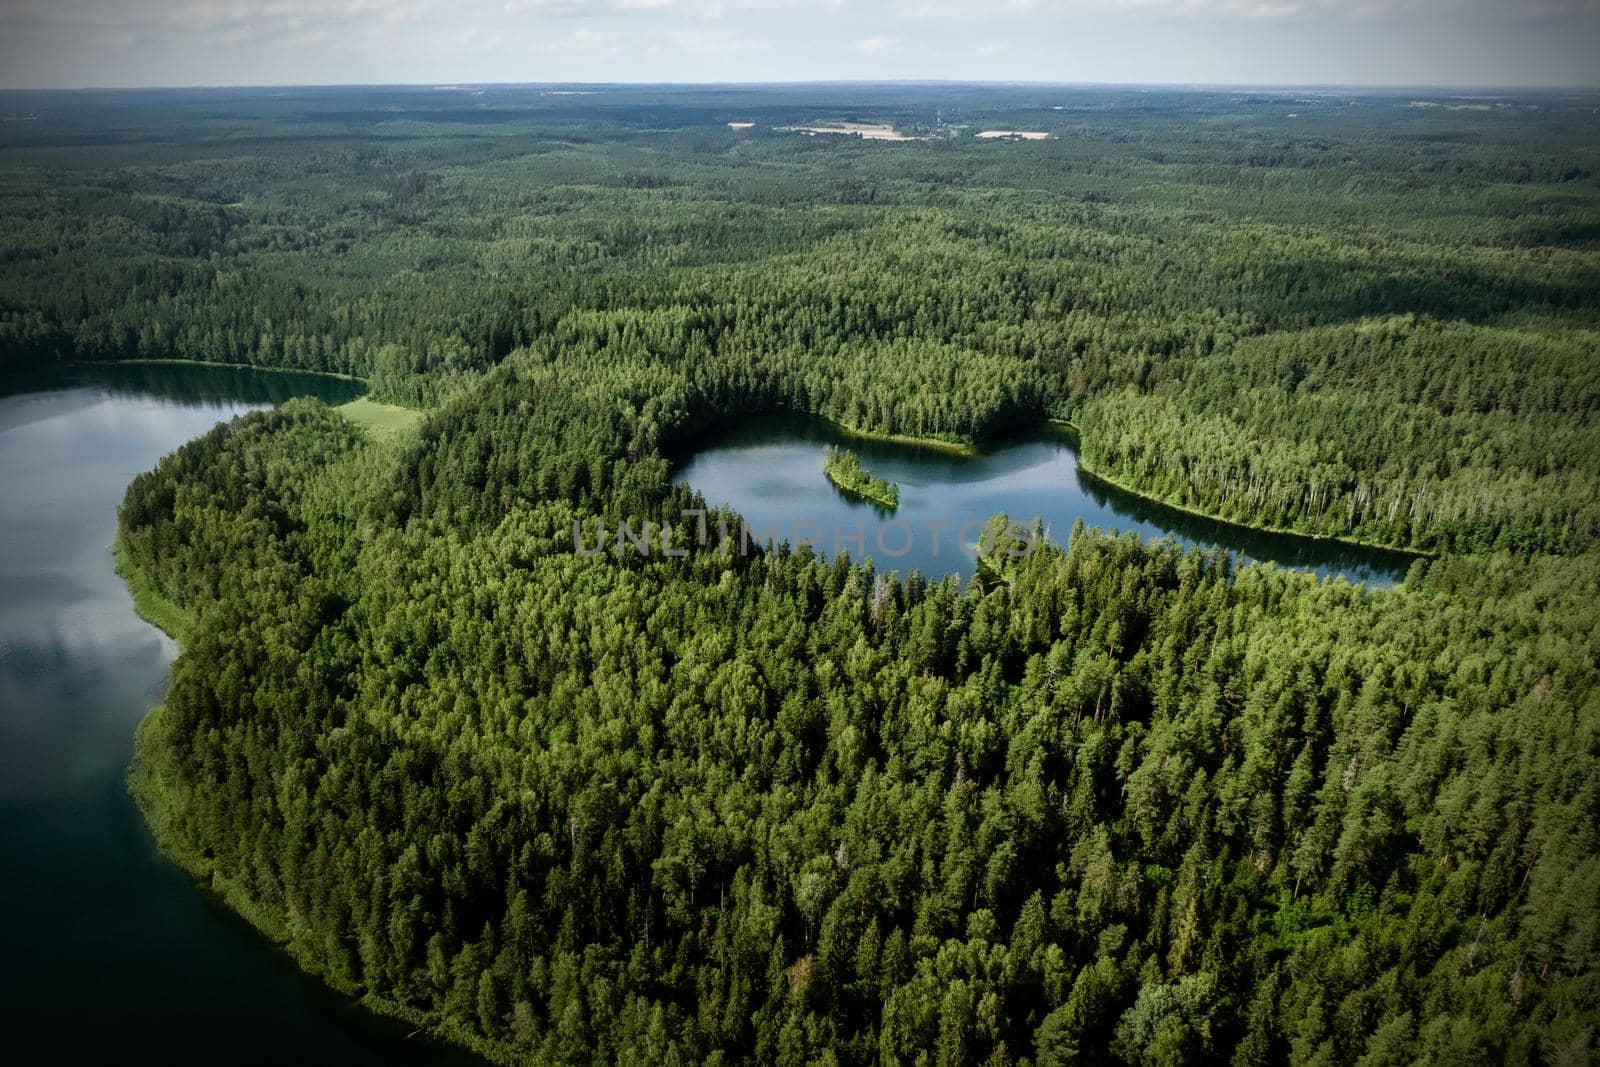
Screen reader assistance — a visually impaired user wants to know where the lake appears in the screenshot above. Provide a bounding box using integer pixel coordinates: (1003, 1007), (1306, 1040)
(0, 362), (473, 1064)
(675, 414), (1414, 587)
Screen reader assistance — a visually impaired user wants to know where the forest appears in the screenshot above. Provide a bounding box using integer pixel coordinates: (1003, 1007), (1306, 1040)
(4, 84), (1599, 1063)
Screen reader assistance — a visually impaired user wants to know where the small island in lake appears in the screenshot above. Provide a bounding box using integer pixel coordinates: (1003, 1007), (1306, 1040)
(824, 446), (900, 509)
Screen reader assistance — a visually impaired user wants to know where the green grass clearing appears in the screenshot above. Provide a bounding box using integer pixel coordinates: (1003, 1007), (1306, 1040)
(337, 397), (423, 441)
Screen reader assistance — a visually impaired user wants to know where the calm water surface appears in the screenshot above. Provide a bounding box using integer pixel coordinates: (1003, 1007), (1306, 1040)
(0, 362), (472, 1064)
(676, 414), (1414, 587)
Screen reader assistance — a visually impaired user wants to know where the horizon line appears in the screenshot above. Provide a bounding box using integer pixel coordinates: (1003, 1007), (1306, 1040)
(4, 78), (1599, 95)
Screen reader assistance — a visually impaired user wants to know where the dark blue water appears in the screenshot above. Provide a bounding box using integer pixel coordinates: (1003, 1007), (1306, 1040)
(675, 414), (1414, 587)
(0, 362), (473, 1064)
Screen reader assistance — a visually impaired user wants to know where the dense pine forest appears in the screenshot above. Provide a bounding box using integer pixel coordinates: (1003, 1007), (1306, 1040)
(4, 85), (1599, 1063)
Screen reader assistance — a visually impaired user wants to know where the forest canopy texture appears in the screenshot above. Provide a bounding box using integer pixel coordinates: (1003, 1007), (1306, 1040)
(4, 85), (1599, 1064)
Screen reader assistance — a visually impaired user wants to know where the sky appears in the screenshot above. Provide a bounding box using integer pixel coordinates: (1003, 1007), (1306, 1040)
(0, 0), (1597, 91)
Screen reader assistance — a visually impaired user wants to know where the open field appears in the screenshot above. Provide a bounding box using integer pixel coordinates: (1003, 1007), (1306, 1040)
(335, 396), (423, 441)
(776, 121), (921, 140)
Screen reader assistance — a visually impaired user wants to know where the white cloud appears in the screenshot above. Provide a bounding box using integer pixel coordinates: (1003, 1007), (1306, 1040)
(1, 0), (1595, 87)
(896, 0), (1517, 21)
(855, 34), (901, 53)
(502, 0), (840, 15)
(0, 0), (445, 31)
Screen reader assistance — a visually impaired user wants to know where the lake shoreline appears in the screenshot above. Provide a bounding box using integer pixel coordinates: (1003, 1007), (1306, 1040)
(1043, 415), (1430, 563)
(128, 711), (505, 1066)
(819, 416), (981, 457)
(118, 526), (495, 1064)
(1, 360), (451, 1061)
(105, 377), (477, 1064)
(677, 411), (1416, 585)
(112, 534), (191, 646)
(86, 357), (369, 385)
(1071, 458), (1435, 564)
